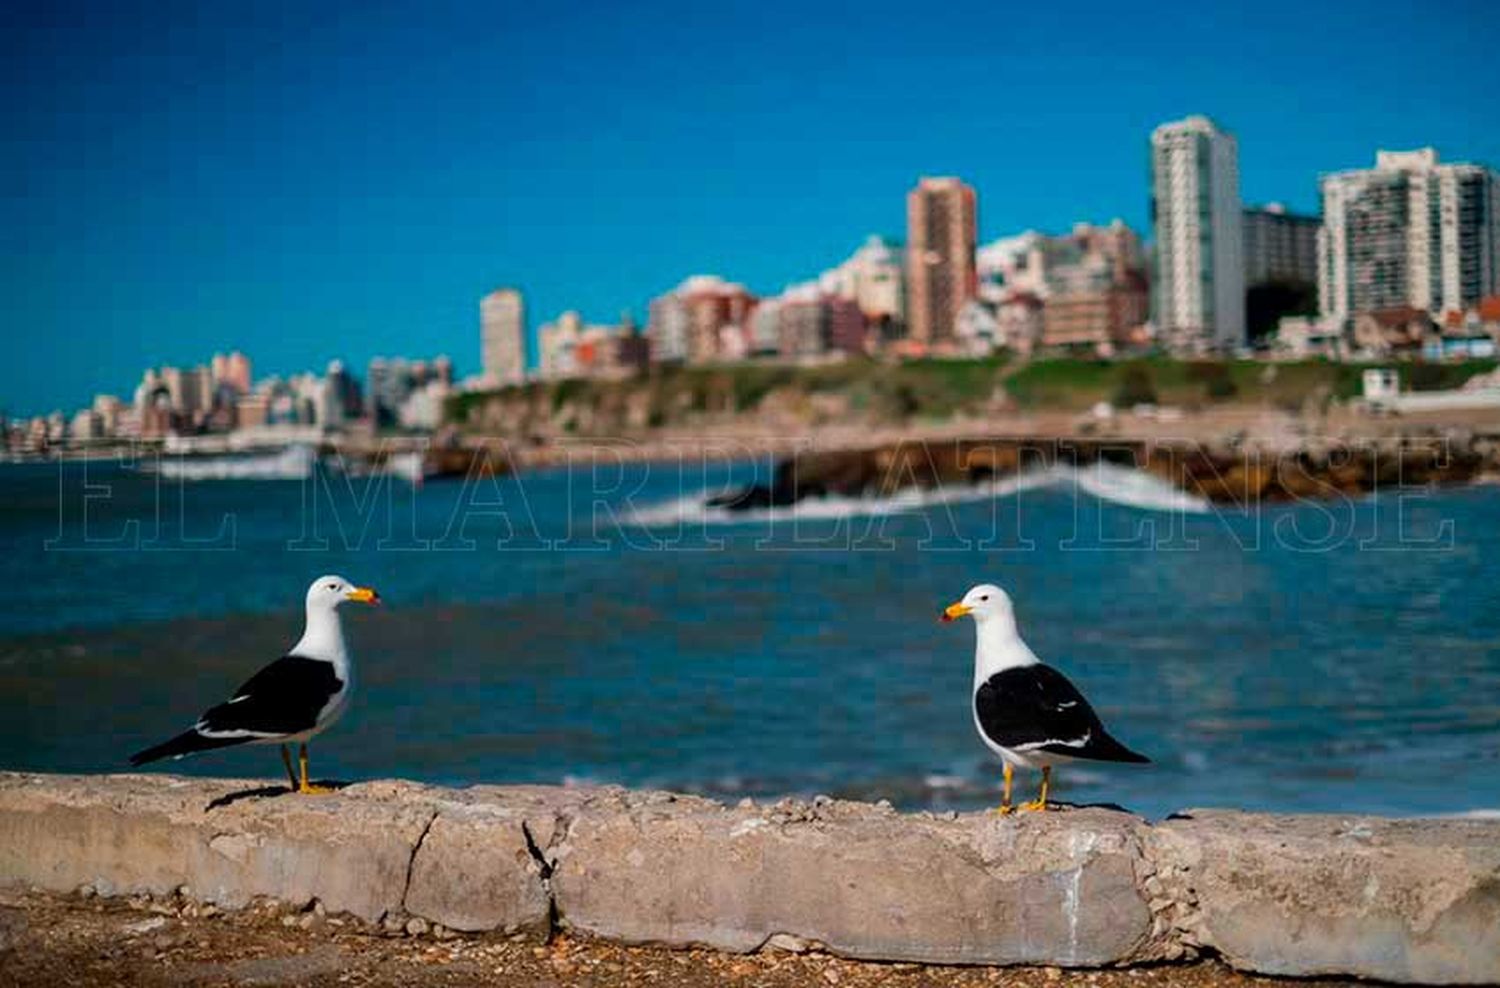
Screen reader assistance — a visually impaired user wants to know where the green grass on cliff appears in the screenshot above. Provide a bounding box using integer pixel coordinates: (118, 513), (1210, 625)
(445, 356), (1013, 429)
(445, 356), (1498, 429)
(1004, 358), (1498, 411)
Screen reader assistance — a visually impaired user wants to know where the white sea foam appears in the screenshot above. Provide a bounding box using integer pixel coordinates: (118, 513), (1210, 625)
(627, 462), (1208, 528)
(144, 445), (317, 481)
(1071, 460), (1212, 514)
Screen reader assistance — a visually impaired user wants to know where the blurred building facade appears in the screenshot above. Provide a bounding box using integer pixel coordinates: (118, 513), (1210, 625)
(976, 221), (1148, 353)
(1243, 203), (1319, 286)
(480, 287), (527, 386)
(647, 275), (757, 365)
(1318, 148), (1500, 326)
(1150, 115), (1246, 352)
(537, 311), (648, 380)
(905, 177), (978, 352)
(819, 235), (905, 335)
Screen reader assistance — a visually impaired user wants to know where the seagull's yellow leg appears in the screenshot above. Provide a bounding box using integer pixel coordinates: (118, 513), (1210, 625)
(280, 744), (298, 791)
(995, 763), (1015, 815)
(297, 743), (335, 795)
(1020, 766), (1051, 812)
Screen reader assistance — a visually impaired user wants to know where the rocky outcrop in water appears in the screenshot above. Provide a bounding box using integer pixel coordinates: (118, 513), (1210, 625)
(708, 435), (1492, 509)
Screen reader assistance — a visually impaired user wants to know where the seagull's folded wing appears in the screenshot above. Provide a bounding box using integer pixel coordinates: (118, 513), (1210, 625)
(975, 664), (1148, 763)
(197, 655), (344, 738)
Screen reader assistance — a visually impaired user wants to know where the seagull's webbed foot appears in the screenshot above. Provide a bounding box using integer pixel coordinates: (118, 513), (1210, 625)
(293, 744), (335, 796)
(1018, 766), (1052, 812)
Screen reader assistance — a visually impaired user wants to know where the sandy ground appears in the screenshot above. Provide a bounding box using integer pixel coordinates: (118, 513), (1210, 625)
(0, 889), (1368, 988)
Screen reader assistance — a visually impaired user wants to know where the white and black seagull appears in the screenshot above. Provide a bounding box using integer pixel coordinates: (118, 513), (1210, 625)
(942, 582), (1148, 813)
(130, 575), (380, 794)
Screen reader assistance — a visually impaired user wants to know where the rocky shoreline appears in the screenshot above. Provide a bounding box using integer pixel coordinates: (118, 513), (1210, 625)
(707, 433), (1498, 510)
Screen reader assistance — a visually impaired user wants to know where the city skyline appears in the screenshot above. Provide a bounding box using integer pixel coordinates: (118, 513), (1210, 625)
(6, 0), (1500, 416)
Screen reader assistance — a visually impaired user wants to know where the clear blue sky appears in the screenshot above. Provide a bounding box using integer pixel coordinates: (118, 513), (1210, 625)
(4, 0), (1497, 416)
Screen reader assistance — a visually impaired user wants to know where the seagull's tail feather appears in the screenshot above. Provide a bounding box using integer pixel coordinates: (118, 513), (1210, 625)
(1108, 744), (1151, 765)
(1081, 731), (1152, 764)
(129, 729), (246, 766)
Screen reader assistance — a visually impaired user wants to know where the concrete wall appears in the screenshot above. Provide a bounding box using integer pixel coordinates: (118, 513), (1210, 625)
(1, 773), (1496, 985)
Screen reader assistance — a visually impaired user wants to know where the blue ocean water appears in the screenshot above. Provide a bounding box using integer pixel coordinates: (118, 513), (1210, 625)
(1, 455), (1497, 820)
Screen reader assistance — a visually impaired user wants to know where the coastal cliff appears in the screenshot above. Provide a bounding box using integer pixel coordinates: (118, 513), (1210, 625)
(445, 358), (1499, 440)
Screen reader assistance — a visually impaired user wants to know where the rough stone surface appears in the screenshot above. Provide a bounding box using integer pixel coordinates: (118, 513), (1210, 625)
(551, 793), (1154, 966)
(0, 773), (441, 921)
(3, 773), (1500, 984)
(1148, 809), (1500, 985)
(402, 783), (587, 934)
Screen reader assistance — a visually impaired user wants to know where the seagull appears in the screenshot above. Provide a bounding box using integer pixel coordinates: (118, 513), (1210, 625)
(941, 582), (1148, 813)
(129, 575), (380, 794)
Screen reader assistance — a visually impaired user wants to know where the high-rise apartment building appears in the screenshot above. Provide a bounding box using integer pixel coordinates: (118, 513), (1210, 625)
(1242, 204), (1320, 286)
(480, 287), (527, 385)
(1318, 148), (1499, 324)
(1150, 116), (1246, 351)
(906, 177), (978, 349)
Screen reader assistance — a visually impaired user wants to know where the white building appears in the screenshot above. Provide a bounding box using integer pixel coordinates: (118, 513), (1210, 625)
(70, 409), (102, 443)
(954, 299), (1002, 356)
(647, 291), (690, 364)
(1318, 148), (1499, 325)
(1362, 368), (1401, 401)
(480, 287), (527, 386)
(748, 299), (782, 356)
(397, 379), (451, 430)
(977, 230), (1049, 300)
(817, 235), (905, 323)
(1150, 116), (1246, 352)
(1272, 315), (1344, 359)
(538, 310), (585, 379)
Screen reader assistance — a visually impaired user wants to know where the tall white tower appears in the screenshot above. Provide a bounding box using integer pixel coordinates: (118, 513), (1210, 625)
(1150, 116), (1246, 352)
(480, 287), (527, 386)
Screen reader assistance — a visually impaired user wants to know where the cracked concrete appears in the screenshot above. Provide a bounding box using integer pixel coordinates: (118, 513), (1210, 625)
(396, 809), (438, 916)
(2, 773), (1498, 984)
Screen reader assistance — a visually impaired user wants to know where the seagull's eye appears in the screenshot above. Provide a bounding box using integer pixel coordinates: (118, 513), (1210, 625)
(979, 595), (990, 601)
(326, 583), (337, 590)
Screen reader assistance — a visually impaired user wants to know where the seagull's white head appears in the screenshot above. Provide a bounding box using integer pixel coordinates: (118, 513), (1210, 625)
(306, 575), (381, 612)
(940, 583), (1013, 625)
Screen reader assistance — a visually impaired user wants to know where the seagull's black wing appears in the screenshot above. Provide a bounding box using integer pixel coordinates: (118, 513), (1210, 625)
(199, 655), (344, 736)
(974, 664), (1148, 763)
(129, 655), (343, 766)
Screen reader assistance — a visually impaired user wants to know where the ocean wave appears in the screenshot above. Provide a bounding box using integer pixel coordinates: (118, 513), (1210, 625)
(627, 462), (1208, 528)
(142, 445), (317, 481)
(1070, 460), (1212, 514)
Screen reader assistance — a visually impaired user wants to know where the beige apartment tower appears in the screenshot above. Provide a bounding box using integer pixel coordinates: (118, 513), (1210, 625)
(906, 177), (978, 348)
(480, 287), (527, 386)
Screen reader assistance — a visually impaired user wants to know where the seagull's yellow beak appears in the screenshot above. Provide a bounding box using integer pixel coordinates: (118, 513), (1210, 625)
(346, 586), (381, 605)
(940, 601), (971, 623)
